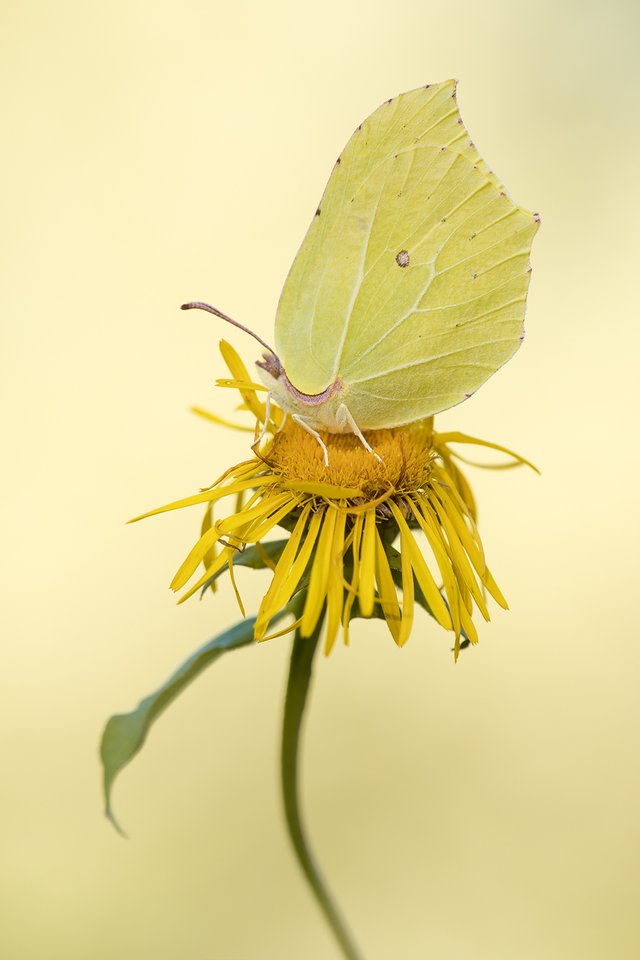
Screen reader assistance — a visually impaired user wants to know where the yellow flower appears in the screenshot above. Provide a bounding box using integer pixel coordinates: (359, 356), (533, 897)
(132, 341), (537, 658)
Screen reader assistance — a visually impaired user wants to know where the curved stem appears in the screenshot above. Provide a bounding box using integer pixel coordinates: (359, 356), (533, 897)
(281, 610), (365, 960)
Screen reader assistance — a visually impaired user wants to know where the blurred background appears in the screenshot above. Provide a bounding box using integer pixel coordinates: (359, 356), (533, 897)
(2, 1), (639, 957)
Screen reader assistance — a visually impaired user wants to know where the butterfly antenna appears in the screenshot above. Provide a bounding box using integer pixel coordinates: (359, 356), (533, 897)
(180, 301), (278, 359)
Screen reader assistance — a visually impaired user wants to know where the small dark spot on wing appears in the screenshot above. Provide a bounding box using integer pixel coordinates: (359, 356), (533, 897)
(396, 250), (410, 268)
(315, 207), (321, 216)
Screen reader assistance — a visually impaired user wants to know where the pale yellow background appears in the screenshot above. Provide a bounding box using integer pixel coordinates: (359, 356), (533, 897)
(2, 1), (639, 958)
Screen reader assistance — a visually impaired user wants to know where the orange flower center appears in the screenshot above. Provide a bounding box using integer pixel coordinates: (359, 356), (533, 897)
(265, 418), (435, 496)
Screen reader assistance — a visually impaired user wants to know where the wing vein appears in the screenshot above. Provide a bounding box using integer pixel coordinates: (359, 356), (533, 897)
(348, 336), (518, 384)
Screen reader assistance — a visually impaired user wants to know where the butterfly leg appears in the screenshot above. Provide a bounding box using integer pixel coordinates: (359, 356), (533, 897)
(336, 404), (383, 462)
(291, 414), (329, 467)
(255, 391), (272, 445)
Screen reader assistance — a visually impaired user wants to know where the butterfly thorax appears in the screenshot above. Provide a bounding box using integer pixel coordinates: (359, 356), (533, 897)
(256, 353), (349, 433)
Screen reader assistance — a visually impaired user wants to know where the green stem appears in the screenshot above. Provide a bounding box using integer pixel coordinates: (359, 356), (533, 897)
(281, 609), (365, 960)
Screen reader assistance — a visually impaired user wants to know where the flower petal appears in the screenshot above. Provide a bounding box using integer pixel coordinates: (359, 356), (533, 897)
(396, 518), (452, 632)
(342, 514), (364, 646)
(190, 406), (255, 432)
(374, 528), (402, 644)
(436, 431), (540, 474)
(390, 511), (415, 648)
(324, 508), (347, 655)
(130, 474), (274, 522)
(301, 508), (337, 637)
(358, 510), (377, 618)
(256, 505), (312, 637)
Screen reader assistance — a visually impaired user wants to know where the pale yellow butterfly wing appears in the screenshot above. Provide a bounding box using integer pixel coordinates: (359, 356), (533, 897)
(274, 81), (539, 427)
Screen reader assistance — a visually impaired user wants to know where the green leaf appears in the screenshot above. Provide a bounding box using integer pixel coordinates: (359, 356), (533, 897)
(100, 601), (294, 834)
(199, 538), (288, 595)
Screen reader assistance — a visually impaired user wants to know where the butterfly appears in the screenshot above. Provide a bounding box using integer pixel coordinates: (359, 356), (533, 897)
(183, 81), (539, 461)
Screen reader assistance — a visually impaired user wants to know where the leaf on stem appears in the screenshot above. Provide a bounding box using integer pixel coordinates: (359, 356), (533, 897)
(100, 601), (294, 834)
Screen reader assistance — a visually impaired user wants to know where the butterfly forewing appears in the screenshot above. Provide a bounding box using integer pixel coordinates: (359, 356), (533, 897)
(274, 81), (538, 427)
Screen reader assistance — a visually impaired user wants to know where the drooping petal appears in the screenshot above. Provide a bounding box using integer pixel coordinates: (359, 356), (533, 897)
(176, 546), (236, 603)
(358, 509), (377, 618)
(407, 496), (461, 639)
(342, 514), (364, 646)
(275, 509), (323, 614)
(431, 485), (507, 609)
(200, 502), (217, 593)
(374, 528), (402, 644)
(227, 552), (246, 617)
(324, 509), (347, 655)
(427, 495), (490, 620)
(387, 504), (414, 647)
(190, 406), (255, 433)
(435, 431), (540, 474)
(302, 508), (337, 637)
(256, 505), (312, 638)
(397, 520), (452, 632)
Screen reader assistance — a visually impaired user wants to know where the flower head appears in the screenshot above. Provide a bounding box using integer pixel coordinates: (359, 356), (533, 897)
(133, 341), (536, 658)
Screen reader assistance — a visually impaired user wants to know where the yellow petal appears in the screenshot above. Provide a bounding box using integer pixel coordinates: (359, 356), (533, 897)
(255, 541), (278, 572)
(386, 506), (414, 648)
(282, 480), (364, 498)
(216, 492), (292, 537)
(342, 514), (363, 646)
(358, 509), (377, 618)
(374, 529), (402, 645)
(428, 495), (490, 620)
(200, 502), (217, 594)
(436, 431), (540, 474)
(219, 340), (268, 421)
(255, 505), (312, 636)
(407, 497), (461, 639)
(129, 474), (273, 522)
(190, 406), (254, 432)
(301, 508), (337, 637)
(396, 520), (452, 631)
(240, 495), (300, 543)
(432, 485), (507, 609)
(324, 509), (347, 655)
(227, 552), (246, 617)
(171, 522), (222, 591)
(259, 615), (303, 642)
(176, 546), (235, 603)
